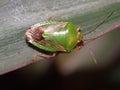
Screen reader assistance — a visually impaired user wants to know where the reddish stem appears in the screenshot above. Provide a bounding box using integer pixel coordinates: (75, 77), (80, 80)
(84, 23), (120, 45)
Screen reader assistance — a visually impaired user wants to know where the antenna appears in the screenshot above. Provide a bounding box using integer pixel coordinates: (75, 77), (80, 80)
(83, 11), (115, 35)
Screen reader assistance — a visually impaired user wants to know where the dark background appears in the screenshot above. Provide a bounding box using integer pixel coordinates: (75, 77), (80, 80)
(0, 49), (120, 90)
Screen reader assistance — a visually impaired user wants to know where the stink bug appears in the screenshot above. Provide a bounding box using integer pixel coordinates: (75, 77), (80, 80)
(25, 12), (114, 58)
(25, 18), (83, 53)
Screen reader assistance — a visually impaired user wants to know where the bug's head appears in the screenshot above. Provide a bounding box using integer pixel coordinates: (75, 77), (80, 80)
(25, 27), (44, 43)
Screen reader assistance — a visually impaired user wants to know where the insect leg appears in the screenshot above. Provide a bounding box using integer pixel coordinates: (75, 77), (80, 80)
(77, 40), (84, 50)
(77, 24), (84, 32)
(89, 48), (97, 64)
(86, 45), (97, 64)
(33, 52), (57, 61)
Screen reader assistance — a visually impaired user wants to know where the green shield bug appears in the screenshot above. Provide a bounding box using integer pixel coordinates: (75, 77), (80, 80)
(25, 12), (114, 58)
(25, 18), (83, 54)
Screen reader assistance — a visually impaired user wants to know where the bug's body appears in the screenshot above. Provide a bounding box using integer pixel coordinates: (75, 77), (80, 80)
(25, 20), (83, 52)
(25, 12), (114, 61)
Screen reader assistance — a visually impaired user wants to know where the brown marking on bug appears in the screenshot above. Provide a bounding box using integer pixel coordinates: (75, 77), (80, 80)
(25, 27), (44, 43)
(49, 40), (66, 52)
(32, 27), (44, 41)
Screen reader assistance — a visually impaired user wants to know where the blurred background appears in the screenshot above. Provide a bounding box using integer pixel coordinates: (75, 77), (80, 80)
(0, 0), (120, 90)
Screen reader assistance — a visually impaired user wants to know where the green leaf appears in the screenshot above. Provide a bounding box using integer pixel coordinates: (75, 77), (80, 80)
(0, 0), (120, 75)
